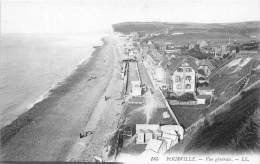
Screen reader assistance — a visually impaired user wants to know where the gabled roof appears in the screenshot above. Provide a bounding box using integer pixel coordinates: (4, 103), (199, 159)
(136, 124), (160, 133)
(167, 56), (199, 75)
(147, 40), (153, 45)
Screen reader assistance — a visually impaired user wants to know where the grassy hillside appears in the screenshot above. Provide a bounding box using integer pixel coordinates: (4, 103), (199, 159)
(184, 86), (260, 153)
(209, 55), (260, 103)
(150, 32), (250, 46)
(113, 21), (260, 38)
(112, 22), (170, 34)
(113, 21), (259, 49)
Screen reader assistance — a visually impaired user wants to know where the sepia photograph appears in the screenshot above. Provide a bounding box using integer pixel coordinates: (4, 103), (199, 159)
(0, 0), (260, 163)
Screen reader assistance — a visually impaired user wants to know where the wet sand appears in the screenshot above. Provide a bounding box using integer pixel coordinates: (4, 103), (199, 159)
(0, 36), (123, 161)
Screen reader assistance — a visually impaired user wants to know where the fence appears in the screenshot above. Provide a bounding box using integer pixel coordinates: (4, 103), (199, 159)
(168, 100), (197, 105)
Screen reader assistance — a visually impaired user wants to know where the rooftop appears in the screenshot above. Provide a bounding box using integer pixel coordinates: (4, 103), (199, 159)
(136, 124), (160, 133)
(166, 56), (199, 74)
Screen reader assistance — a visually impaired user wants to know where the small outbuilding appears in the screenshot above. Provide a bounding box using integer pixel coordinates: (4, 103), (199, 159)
(145, 139), (167, 154)
(136, 124), (160, 144)
(197, 86), (214, 96)
(131, 81), (142, 96)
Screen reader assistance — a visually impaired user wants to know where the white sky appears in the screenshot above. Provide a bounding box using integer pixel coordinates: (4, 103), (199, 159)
(1, 0), (260, 33)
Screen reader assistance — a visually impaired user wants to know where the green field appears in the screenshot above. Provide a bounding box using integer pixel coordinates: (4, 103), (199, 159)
(113, 21), (259, 46)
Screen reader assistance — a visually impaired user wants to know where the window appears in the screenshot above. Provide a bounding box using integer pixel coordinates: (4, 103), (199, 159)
(177, 84), (182, 89)
(177, 68), (183, 72)
(186, 76), (192, 82)
(186, 68), (192, 72)
(185, 84), (191, 89)
(175, 76), (182, 82)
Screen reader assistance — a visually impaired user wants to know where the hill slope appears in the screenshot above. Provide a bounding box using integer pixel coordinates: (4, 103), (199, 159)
(184, 85), (260, 153)
(167, 55), (260, 154)
(113, 21), (260, 38)
(209, 55), (260, 105)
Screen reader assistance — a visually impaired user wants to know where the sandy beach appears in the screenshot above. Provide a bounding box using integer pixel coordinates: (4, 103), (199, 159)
(0, 35), (124, 161)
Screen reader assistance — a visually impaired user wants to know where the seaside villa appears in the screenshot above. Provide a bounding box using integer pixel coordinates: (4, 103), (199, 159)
(169, 58), (197, 96)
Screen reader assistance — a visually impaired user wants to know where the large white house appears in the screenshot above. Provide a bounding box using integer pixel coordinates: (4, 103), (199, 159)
(167, 57), (198, 96)
(172, 63), (196, 95)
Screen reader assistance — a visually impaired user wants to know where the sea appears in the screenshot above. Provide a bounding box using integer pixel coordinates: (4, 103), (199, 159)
(0, 32), (109, 128)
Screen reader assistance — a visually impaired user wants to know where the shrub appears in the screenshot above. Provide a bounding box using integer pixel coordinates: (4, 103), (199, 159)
(168, 92), (196, 101)
(178, 93), (196, 101)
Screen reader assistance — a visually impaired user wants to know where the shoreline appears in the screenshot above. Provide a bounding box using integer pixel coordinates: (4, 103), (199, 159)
(0, 36), (122, 162)
(66, 36), (126, 162)
(24, 43), (98, 112)
(0, 35), (127, 162)
(0, 33), (104, 129)
(0, 41), (105, 146)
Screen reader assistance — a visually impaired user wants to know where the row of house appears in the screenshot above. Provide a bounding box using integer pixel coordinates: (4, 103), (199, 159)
(187, 40), (260, 59)
(136, 28), (259, 59)
(145, 39), (241, 60)
(143, 43), (215, 104)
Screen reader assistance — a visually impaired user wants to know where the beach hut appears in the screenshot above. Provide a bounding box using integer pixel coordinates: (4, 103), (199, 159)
(136, 131), (145, 144)
(135, 124), (160, 144)
(161, 125), (184, 140)
(145, 139), (167, 154)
